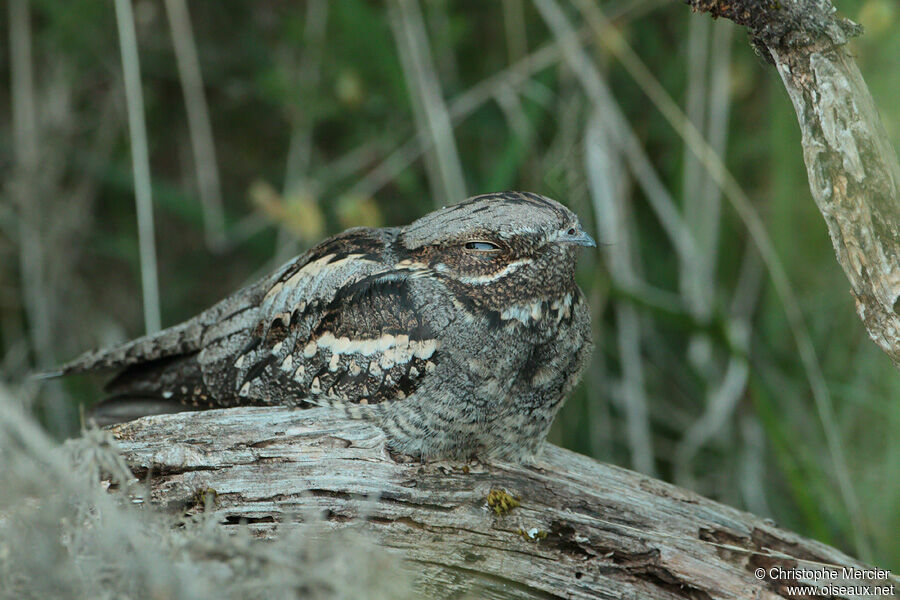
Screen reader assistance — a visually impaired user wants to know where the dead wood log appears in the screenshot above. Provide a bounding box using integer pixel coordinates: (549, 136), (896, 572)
(109, 407), (894, 599)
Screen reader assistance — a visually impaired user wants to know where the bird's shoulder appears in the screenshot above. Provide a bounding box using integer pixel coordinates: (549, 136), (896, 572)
(267, 226), (397, 295)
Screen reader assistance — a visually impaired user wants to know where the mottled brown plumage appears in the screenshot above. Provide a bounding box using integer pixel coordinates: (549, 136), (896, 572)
(53, 192), (595, 461)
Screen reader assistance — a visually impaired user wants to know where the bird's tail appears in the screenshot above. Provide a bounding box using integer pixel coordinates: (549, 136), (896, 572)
(36, 317), (206, 380)
(89, 352), (218, 425)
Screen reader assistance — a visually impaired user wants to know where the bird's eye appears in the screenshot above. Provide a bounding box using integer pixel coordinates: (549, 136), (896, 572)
(464, 241), (501, 252)
(567, 227), (577, 236)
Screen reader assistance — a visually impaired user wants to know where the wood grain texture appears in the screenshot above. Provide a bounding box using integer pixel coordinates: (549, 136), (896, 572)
(109, 407), (890, 599)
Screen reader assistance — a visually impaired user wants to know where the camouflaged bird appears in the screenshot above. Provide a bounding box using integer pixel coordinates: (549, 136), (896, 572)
(53, 192), (595, 461)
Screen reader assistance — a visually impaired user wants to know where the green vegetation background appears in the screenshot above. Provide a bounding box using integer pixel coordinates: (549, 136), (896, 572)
(2, 0), (897, 571)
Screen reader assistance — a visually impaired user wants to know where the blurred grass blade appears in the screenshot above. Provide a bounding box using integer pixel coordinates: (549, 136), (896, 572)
(699, 20), (733, 272)
(114, 0), (161, 334)
(9, 0), (49, 367)
(675, 228), (761, 490)
(679, 15), (712, 318)
(388, 0), (466, 206)
(586, 110), (656, 475)
(273, 0), (329, 266)
(532, 0), (700, 267)
(283, 0), (329, 191)
(348, 12), (605, 200)
(502, 0), (529, 64)
(164, 0), (226, 251)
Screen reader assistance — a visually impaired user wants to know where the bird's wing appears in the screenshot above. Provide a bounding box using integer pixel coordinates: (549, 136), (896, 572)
(45, 228), (388, 380)
(196, 228), (439, 408)
(215, 266), (440, 409)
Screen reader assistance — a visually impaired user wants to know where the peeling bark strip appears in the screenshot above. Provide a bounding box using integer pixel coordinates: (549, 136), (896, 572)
(683, 0), (900, 366)
(110, 407), (887, 599)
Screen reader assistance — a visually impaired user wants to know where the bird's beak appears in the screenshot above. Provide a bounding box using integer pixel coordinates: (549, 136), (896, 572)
(559, 227), (597, 248)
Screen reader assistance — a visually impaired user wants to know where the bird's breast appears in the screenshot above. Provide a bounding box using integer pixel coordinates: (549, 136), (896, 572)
(448, 290), (582, 388)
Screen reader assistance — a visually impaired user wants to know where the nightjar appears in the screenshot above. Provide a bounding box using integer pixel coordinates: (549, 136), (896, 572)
(53, 192), (595, 461)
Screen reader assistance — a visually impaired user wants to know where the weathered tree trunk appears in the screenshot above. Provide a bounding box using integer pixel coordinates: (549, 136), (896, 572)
(686, 0), (900, 367)
(109, 407), (894, 599)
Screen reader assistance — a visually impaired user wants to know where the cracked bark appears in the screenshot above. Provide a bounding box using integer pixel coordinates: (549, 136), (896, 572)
(684, 0), (900, 366)
(109, 407), (889, 599)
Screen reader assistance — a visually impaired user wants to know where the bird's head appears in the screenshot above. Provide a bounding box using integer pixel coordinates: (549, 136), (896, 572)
(399, 192), (594, 316)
